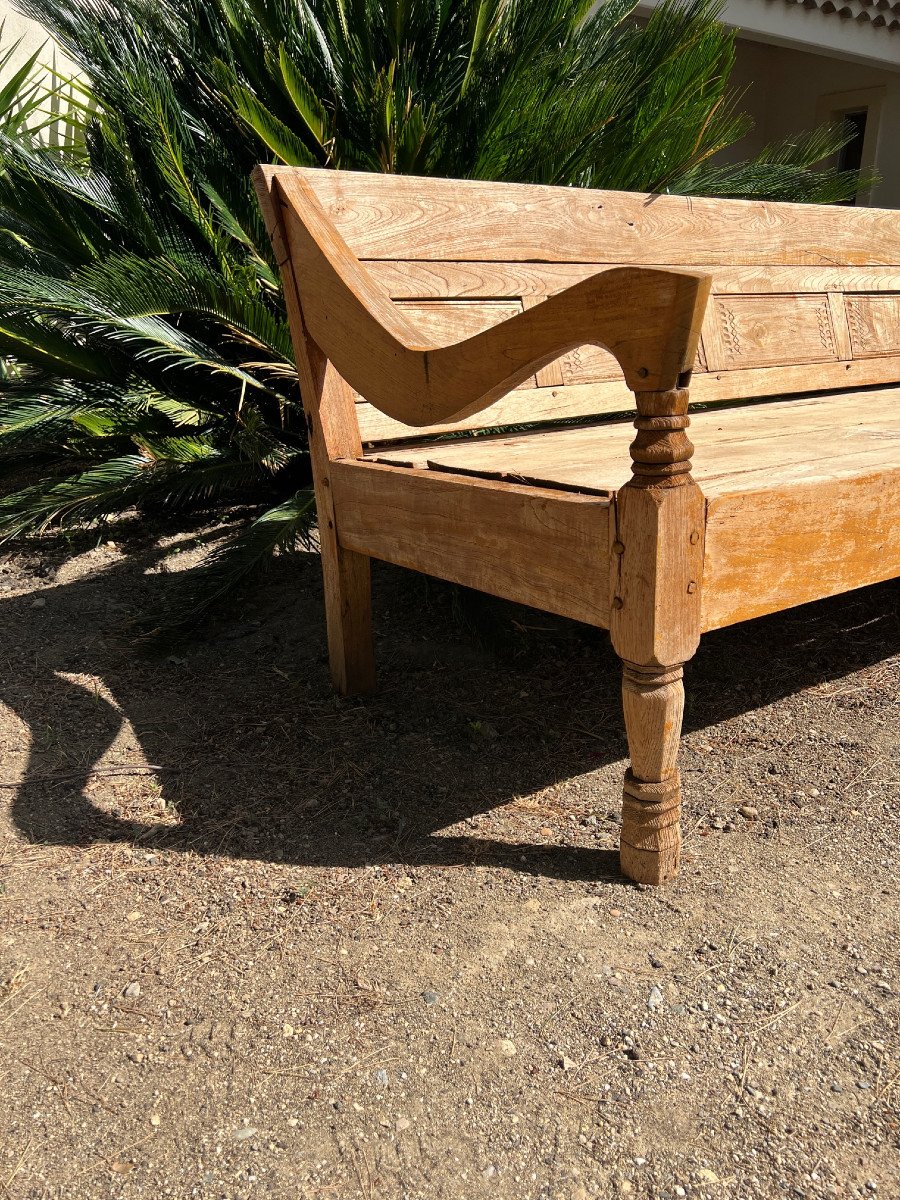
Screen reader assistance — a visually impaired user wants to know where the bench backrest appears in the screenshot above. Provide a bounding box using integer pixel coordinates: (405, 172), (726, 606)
(263, 168), (900, 445)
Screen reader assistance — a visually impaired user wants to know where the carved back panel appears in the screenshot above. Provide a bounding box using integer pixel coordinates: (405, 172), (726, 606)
(267, 168), (900, 444)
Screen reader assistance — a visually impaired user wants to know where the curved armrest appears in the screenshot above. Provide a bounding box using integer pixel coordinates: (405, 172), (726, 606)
(259, 168), (711, 428)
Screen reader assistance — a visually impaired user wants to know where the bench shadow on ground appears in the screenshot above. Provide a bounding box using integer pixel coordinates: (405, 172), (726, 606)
(2, 535), (897, 886)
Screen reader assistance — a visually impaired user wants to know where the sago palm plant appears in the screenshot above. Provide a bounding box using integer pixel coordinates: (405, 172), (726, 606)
(0, 0), (867, 625)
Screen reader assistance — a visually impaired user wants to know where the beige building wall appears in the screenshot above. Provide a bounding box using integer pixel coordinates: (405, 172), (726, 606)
(0, 2), (69, 68)
(727, 38), (900, 208)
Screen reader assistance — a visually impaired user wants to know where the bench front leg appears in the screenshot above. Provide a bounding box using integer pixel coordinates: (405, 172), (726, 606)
(611, 384), (705, 884)
(620, 663), (686, 883)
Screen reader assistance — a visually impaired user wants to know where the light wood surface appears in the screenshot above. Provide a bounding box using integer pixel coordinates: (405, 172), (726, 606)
(266, 169), (709, 426)
(259, 167), (899, 446)
(702, 470), (900, 630)
(267, 167), (900, 266)
(254, 167), (376, 695)
(607, 381), (706, 885)
(371, 389), (900, 497)
(330, 461), (612, 629)
(610, 482), (705, 667)
(356, 360), (900, 443)
(620, 667), (685, 885)
(366, 260), (900, 300)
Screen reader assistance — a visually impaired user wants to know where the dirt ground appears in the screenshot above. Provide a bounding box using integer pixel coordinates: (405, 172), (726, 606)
(0, 524), (897, 1200)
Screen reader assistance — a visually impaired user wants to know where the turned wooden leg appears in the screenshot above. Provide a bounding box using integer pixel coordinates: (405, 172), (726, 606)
(619, 662), (685, 885)
(321, 543), (375, 696)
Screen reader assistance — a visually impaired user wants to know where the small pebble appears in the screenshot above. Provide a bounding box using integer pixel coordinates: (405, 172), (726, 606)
(123, 982), (141, 999)
(738, 805), (759, 819)
(648, 986), (664, 1010)
(421, 990), (438, 1005)
(233, 1127), (257, 1141)
(497, 1039), (517, 1058)
(560, 1055), (577, 1071)
(396, 1117), (411, 1132)
(374, 1068), (389, 1086)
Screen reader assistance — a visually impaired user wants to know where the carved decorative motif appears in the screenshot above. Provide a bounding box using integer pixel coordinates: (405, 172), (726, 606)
(711, 293), (843, 368)
(845, 294), (900, 357)
(717, 301), (742, 360)
(816, 304), (835, 353)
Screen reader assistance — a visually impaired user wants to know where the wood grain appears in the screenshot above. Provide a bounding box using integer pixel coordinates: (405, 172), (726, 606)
(259, 167), (899, 445)
(329, 460), (612, 629)
(610, 483), (705, 668)
(702, 469), (900, 630)
(846, 294), (900, 358)
(620, 667), (685, 885)
(704, 294), (840, 371)
(356, 360), (900, 444)
(269, 167), (900, 266)
(271, 169), (709, 425)
(368, 261), (900, 300)
(372, 389), (900, 499)
(254, 165), (376, 695)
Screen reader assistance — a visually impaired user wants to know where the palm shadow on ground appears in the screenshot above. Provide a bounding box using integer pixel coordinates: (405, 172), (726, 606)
(2, 535), (897, 885)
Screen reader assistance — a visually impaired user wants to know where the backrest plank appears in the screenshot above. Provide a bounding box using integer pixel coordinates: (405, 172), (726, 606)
(293, 170), (900, 266)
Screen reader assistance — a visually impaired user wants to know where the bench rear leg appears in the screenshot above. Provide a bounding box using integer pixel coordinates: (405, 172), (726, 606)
(619, 662), (685, 884)
(321, 541), (375, 696)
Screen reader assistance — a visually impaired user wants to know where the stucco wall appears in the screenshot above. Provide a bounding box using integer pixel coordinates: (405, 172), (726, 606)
(0, 1), (74, 74)
(727, 38), (900, 207)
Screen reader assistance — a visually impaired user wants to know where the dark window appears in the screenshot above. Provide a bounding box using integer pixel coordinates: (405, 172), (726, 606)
(837, 108), (868, 205)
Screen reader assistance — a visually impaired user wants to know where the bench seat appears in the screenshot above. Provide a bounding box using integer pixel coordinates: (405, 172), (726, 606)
(371, 387), (900, 497)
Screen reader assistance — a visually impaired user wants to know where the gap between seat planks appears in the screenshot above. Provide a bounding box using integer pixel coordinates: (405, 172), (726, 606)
(254, 165), (900, 887)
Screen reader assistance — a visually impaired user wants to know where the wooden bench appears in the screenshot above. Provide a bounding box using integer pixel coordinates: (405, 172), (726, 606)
(254, 166), (900, 886)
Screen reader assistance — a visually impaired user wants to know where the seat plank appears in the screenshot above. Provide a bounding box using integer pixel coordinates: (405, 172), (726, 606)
(370, 389), (900, 497)
(356, 361), (900, 444)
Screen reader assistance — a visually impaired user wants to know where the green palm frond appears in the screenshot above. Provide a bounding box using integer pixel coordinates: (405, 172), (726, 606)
(0, 453), (149, 538)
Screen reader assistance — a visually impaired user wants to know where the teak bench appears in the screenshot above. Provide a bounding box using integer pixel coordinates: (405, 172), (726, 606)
(254, 166), (900, 886)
